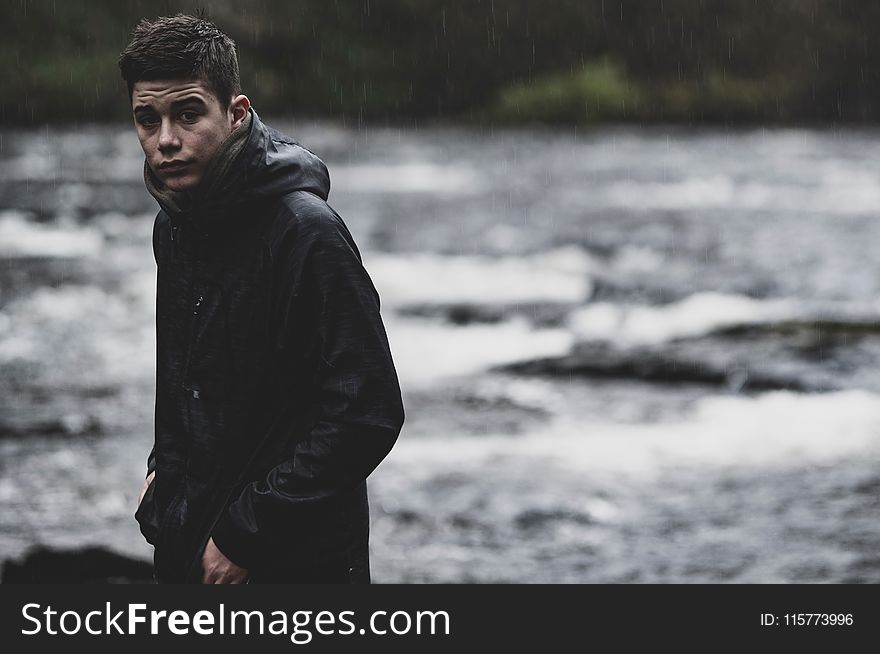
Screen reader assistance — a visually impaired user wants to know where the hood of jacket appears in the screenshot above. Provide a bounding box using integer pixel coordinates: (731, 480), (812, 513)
(144, 107), (330, 231)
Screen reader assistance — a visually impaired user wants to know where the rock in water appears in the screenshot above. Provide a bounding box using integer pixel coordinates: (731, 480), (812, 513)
(2, 546), (154, 583)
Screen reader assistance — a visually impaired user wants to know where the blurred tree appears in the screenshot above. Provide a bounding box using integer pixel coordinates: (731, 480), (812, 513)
(1, 0), (879, 125)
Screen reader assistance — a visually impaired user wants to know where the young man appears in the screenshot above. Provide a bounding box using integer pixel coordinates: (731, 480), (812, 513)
(121, 14), (404, 584)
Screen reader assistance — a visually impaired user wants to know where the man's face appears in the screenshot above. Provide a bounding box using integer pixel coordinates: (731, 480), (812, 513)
(131, 79), (239, 192)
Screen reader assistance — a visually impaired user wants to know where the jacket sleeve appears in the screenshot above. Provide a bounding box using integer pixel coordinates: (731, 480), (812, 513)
(210, 208), (405, 569)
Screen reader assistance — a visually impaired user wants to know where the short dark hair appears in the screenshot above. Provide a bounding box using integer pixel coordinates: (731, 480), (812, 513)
(118, 13), (240, 108)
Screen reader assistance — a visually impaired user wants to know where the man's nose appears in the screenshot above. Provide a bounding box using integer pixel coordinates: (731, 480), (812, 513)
(157, 119), (181, 152)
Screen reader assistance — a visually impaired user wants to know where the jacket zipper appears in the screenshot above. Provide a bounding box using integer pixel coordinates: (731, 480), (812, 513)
(183, 292), (205, 399)
(181, 224), (204, 400)
(170, 221), (180, 261)
(175, 227), (204, 581)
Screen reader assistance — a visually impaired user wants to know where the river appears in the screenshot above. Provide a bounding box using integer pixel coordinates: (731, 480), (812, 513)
(1, 120), (878, 582)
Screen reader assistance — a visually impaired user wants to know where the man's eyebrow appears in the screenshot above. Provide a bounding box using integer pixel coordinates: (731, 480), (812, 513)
(133, 96), (209, 114)
(170, 96), (209, 109)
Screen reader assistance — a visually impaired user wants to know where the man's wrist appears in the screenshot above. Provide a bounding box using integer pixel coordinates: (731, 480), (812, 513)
(210, 512), (256, 570)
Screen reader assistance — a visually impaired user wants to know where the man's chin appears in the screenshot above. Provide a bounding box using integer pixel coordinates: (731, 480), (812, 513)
(160, 174), (201, 192)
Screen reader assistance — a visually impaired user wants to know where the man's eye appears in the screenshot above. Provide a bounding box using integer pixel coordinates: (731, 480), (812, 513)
(179, 111), (199, 122)
(138, 116), (159, 127)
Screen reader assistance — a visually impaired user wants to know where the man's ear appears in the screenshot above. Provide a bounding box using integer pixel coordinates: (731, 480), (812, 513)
(229, 94), (251, 129)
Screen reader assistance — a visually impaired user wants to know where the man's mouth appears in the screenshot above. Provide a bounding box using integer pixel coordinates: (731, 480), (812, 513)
(158, 160), (191, 174)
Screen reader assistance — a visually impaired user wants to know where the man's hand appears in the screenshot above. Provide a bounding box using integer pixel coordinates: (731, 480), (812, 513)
(201, 537), (248, 584)
(137, 470), (155, 508)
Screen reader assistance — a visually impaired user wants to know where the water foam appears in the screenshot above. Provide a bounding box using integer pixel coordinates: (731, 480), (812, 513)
(0, 211), (103, 258)
(384, 389), (880, 476)
(331, 162), (482, 194)
(568, 291), (794, 346)
(368, 246), (593, 306)
(600, 176), (880, 215)
(384, 315), (574, 386)
(0, 284), (154, 381)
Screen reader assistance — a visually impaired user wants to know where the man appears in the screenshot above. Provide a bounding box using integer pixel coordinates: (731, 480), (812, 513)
(121, 14), (404, 584)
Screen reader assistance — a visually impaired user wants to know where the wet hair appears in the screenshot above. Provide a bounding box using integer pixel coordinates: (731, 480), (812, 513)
(118, 13), (240, 108)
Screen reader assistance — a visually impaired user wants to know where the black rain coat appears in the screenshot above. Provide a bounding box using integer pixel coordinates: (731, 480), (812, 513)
(134, 109), (405, 583)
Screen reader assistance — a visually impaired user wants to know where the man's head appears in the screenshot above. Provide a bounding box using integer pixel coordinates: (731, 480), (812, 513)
(118, 14), (250, 191)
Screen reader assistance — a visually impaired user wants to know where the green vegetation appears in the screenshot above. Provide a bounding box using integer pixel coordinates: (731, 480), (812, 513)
(3, 0), (880, 125)
(491, 60), (641, 123)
